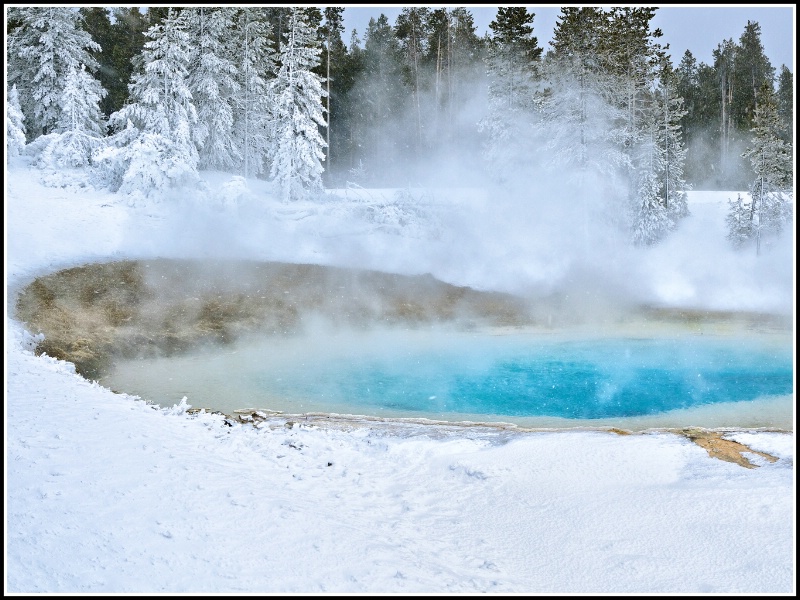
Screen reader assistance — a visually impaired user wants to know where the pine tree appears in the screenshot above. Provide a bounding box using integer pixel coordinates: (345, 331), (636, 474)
(422, 8), (484, 148)
(481, 7), (542, 185)
(632, 61), (689, 245)
(185, 7), (241, 170)
(320, 7), (347, 181)
(105, 9), (199, 195)
(105, 8), (149, 116)
(728, 83), (793, 253)
(6, 85), (27, 159)
(775, 65), (793, 144)
(233, 7), (276, 179)
(732, 21), (775, 132)
(78, 7), (116, 117)
(268, 7), (328, 202)
(725, 193), (753, 248)
(657, 65), (690, 227)
(56, 64), (107, 137)
(394, 7), (430, 151)
(336, 28), (367, 180)
(33, 64), (107, 169)
(675, 49), (720, 186)
(7, 7), (103, 140)
(537, 7), (625, 188)
(713, 38), (737, 184)
(605, 7), (669, 232)
(354, 15), (405, 183)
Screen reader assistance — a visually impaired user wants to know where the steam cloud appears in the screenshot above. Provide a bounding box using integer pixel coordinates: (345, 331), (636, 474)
(120, 68), (794, 319)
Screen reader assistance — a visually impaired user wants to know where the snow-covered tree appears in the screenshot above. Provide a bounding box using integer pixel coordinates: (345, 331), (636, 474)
(394, 7), (430, 151)
(31, 64), (108, 169)
(232, 8), (276, 179)
(480, 7), (542, 185)
(533, 6), (628, 245)
(536, 7), (627, 185)
(7, 7), (103, 140)
(728, 83), (793, 254)
(725, 193), (753, 248)
(775, 65), (793, 144)
(56, 64), (107, 136)
(656, 66), (690, 228)
(185, 7), (241, 170)
(6, 85), (27, 159)
(103, 9), (200, 196)
(632, 61), (690, 245)
(268, 8), (328, 202)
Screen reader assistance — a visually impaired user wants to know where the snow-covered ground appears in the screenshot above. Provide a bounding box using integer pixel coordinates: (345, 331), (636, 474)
(5, 160), (795, 593)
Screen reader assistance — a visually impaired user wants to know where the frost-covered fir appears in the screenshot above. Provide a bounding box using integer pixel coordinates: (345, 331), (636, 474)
(6, 85), (27, 159)
(6, 7), (103, 140)
(233, 8), (276, 179)
(480, 7), (542, 185)
(632, 62), (690, 245)
(186, 7), (241, 171)
(102, 9), (200, 197)
(31, 64), (108, 169)
(727, 83), (793, 254)
(268, 8), (328, 202)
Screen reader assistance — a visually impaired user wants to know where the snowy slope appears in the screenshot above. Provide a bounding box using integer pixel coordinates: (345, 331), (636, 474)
(4, 162), (795, 593)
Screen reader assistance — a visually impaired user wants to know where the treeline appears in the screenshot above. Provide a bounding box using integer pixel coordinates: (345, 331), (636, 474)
(6, 6), (794, 249)
(9, 6), (793, 189)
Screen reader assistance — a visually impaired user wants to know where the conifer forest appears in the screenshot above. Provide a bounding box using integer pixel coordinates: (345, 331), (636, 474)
(6, 6), (794, 249)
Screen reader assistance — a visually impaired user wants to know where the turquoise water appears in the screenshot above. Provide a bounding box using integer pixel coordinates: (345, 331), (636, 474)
(102, 327), (794, 428)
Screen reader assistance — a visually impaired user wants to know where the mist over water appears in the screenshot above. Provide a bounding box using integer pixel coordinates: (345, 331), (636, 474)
(110, 72), (794, 428)
(101, 324), (793, 430)
(120, 68), (794, 323)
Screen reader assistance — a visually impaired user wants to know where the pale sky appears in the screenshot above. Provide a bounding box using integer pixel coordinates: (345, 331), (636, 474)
(341, 5), (795, 71)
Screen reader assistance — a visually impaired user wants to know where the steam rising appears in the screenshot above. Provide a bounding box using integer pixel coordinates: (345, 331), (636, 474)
(122, 69), (794, 320)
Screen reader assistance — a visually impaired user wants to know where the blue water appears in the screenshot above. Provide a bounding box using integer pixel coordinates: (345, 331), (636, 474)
(251, 333), (793, 420)
(102, 327), (794, 427)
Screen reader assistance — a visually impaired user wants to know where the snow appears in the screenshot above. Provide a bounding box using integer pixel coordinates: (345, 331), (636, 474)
(4, 160), (795, 593)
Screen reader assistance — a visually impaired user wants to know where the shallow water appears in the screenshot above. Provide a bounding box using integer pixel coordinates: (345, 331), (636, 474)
(101, 324), (794, 431)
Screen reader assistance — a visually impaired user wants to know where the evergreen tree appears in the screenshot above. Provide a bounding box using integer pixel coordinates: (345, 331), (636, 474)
(731, 21), (775, 131)
(105, 8), (150, 117)
(728, 83), (793, 254)
(351, 14), (404, 184)
(675, 50), (720, 186)
(632, 60), (690, 245)
(605, 7), (669, 229)
(320, 7), (347, 181)
(481, 6), (542, 185)
(335, 29), (367, 181)
(268, 7), (328, 202)
(775, 65), (793, 144)
(422, 8), (484, 148)
(35, 64), (107, 169)
(445, 8), (484, 121)
(78, 7), (116, 118)
(725, 193), (752, 248)
(233, 7), (276, 179)
(712, 38), (742, 186)
(675, 50), (698, 135)
(538, 7), (624, 183)
(534, 7), (631, 245)
(56, 64), (107, 137)
(104, 9), (199, 195)
(394, 7), (431, 151)
(186, 7), (241, 170)
(7, 7), (103, 139)
(657, 65), (690, 227)
(6, 85), (27, 159)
